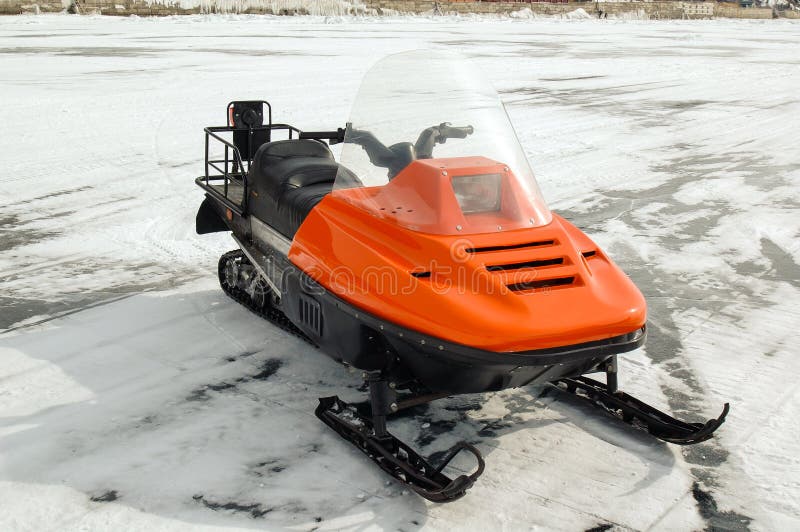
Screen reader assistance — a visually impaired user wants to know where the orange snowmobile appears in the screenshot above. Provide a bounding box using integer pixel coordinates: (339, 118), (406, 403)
(195, 51), (728, 502)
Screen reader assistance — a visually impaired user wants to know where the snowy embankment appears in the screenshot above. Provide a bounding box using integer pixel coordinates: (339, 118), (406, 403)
(1, 14), (799, 532)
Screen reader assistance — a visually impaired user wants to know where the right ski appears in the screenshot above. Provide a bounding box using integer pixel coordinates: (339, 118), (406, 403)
(554, 376), (729, 445)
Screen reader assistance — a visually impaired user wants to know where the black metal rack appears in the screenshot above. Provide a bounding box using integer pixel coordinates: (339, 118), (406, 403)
(197, 100), (301, 216)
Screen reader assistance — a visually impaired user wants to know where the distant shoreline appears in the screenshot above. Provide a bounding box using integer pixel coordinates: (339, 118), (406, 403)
(1, 0), (798, 20)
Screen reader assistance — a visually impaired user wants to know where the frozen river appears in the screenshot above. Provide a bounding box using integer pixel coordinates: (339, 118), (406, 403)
(1, 13), (799, 531)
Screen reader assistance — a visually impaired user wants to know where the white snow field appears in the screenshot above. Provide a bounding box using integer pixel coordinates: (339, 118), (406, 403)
(1, 13), (799, 532)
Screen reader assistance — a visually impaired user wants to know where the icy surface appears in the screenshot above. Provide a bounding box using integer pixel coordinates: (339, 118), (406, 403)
(1, 14), (799, 531)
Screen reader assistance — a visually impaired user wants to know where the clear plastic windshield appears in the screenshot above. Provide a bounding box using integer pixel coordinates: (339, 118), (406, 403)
(333, 50), (552, 236)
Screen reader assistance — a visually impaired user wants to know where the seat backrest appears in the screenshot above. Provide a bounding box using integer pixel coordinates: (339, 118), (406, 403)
(250, 140), (337, 200)
(257, 139), (333, 164)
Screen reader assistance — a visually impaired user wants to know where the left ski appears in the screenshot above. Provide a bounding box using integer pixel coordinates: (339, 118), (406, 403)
(554, 376), (729, 445)
(315, 396), (485, 502)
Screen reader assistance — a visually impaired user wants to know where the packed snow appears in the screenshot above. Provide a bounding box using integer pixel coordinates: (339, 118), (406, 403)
(1, 13), (799, 532)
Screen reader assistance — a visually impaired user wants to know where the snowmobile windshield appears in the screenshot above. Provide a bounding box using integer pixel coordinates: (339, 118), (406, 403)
(333, 50), (551, 236)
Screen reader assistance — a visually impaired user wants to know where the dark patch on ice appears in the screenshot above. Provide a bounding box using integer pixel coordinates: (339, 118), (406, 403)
(499, 80), (679, 115)
(185, 388), (209, 402)
(760, 237), (800, 289)
(415, 418), (458, 447)
(305, 443), (321, 454)
(426, 449), (448, 466)
(192, 47), (326, 57)
(251, 358), (282, 380)
(90, 490), (119, 502)
(12, 185), (93, 205)
(251, 459), (287, 477)
(386, 402), (431, 421)
(186, 382), (236, 401)
(540, 75), (606, 82)
(1, 260), (198, 332)
(477, 419), (513, 438)
(9, 32), (111, 38)
(690, 467), (719, 488)
(192, 494), (272, 518)
(134, 415), (157, 429)
(683, 443), (729, 468)
(0, 295), (49, 329)
(584, 525), (613, 532)
(0, 46), (163, 57)
(0, 214), (19, 227)
(731, 259), (768, 278)
(691, 483), (752, 531)
(315, 516), (323, 522)
(660, 99), (714, 110)
(443, 400), (482, 412)
(0, 215), (60, 252)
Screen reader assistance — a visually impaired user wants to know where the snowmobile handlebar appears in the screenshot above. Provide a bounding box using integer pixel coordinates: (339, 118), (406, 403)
(346, 122), (475, 177)
(413, 122), (474, 159)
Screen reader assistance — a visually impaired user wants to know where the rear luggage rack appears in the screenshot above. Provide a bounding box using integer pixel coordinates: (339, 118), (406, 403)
(197, 100), (302, 215)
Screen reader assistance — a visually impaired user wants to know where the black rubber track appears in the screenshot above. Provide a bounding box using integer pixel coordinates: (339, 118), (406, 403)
(217, 249), (313, 345)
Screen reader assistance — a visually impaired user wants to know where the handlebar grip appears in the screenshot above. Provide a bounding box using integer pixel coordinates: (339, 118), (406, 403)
(440, 124), (474, 139)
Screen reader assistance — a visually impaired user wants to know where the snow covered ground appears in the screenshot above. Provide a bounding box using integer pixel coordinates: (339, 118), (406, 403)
(1, 13), (799, 531)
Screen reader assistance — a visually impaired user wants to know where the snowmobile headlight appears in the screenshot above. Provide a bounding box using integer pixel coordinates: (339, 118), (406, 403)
(451, 173), (502, 215)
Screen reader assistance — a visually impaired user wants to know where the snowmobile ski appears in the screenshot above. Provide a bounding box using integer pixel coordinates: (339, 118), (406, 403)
(315, 394), (485, 503)
(554, 376), (729, 445)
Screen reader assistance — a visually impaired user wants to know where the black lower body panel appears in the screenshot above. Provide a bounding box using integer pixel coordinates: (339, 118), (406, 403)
(280, 267), (646, 394)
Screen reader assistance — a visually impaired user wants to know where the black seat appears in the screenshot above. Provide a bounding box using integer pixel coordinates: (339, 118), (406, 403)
(248, 139), (342, 239)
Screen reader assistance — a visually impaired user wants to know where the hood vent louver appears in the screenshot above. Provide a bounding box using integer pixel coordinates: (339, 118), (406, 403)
(507, 276), (575, 293)
(465, 240), (555, 254)
(486, 257), (563, 272)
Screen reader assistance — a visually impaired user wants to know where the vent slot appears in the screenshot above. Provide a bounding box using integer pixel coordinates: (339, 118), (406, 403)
(466, 240), (555, 253)
(507, 276), (575, 292)
(298, 294), (322, 336)
(410, 271), (432, 278)
(486, 257), (563, 272)
(582, 250), (597, 258)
